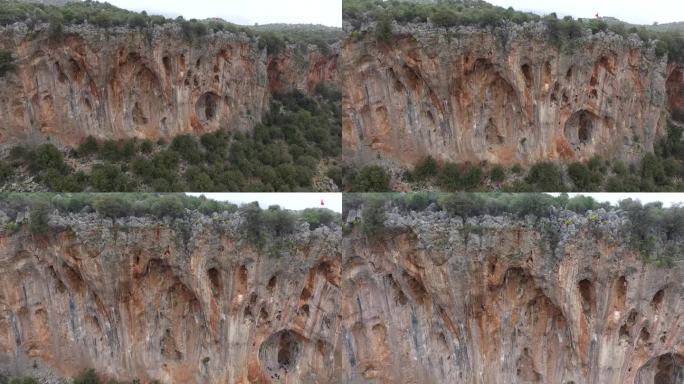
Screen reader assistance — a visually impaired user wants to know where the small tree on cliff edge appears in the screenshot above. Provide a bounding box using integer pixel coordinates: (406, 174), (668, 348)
(362, 198), (386, 241)
(29, 202), (50, 236)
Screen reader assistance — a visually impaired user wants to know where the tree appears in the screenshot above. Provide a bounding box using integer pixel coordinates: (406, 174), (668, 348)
(29, 202), (50, 235)
(362, 198), (386, 240)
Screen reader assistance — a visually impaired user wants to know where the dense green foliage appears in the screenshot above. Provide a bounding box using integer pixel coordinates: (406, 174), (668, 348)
(361, 197), (386, 240)
(344, 0), (684, 62)
(28, 201), (49, 235)
(345, 192), (684, 265)
(349, 165), (391, 192)
(4, 87), (340, 192)
(0, 194), (340, 244)
(239, 203), (340, 249)
(0, 0), (340, 52)
(348, 120), (684, 192)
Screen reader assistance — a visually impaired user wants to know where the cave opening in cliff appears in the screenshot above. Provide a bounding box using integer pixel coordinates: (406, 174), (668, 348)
(196, 92), (220, 122)
(259, 330), (302, 373)
(207, 267), (221, 296)
(565, 110), (595, 148)
(521, 64), (533, 87)
(578, 279), (595, 315)
(637, 353), (684, 384)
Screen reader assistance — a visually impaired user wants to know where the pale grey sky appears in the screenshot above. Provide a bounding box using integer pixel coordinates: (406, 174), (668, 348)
(550, 193), (684, 207)
(104, 0), (342, 27)
(187, 193), (342, 213)
(487, 0), (684, 25)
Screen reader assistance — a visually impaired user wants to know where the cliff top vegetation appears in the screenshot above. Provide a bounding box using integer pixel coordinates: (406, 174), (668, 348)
(345, 192), (684, 265)
(344, 0), (684, 62)
(0, 0), (342, 52)
(0, 193), (341, 240)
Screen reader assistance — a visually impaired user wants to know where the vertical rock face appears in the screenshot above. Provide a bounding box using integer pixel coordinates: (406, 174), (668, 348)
(4, 206), (684, 384)
(342, 22), (673, 167)
(0, 211), (342, 384)
(0, 24), (338, 147)
(340, 209), (684, 384)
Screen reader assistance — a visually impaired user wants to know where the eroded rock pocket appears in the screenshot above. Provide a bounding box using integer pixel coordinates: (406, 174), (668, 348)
(259, 330), (303, 376)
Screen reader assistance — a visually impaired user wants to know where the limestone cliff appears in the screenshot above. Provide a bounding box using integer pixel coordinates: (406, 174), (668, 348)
(0, 23), (338, 147)
(3, 201), (684, 383)
(341, 206), (684, 383)
(0, 209), (341, 383)
(342, 21), (679, 167)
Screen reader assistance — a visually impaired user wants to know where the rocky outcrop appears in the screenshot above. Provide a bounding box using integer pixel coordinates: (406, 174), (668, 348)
(0, 209), (341, 383)
(0, 23), (338, 148)
(341, 207), (684, 383)
(342, 21), (675, 167)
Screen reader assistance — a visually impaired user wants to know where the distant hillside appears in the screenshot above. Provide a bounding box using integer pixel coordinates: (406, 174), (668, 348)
(13, 0), (72, 5)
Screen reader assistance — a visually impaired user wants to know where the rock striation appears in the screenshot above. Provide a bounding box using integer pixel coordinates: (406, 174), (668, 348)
(0, 23), (338, 148)
(341, 207), (684, 384)
(0, 209), (341, 383)
(2, 203), (684, 383)
(342, 21), (679, 167)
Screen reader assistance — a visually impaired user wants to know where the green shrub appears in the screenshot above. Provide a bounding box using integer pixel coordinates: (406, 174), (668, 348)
(72, 369), (98, 384)
(437, 163), (461, 191)
(641, 153), (667, 186)
(263, 206), (296, 236)
(241, 202), (264, 247)
(9, 377), (38, 384)
(258, 32), (286, 54)
(92, 195), (132, 219)
(0, 50), (15, 77)
(301, 208), (337, 230)
(461, 166), (483, 190)
(567, 162), (592, 190)
(412, 156), (438, 181)
(525, 162), (564, 191)
(181, 19), (209, 41)
(139, 139), (154, 154)
(90, 164), (133, 192)
(30, 144), (67, 174)
(565, 195), (599, 213)
(361, 198), (386, 240)
(29, 202), (50, 235)
(351, 165), (390, 192)
(375, 13), (393, 42)
(440, 193), (484, 219)
(171, 135), (202, 164)
(76, 136), (99, 157)
(150, 195), (185, 218)
(490, 165), (505, 182)
(0, 161), (12, 183)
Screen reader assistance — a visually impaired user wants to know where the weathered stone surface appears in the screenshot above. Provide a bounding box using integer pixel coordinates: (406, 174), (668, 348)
(3, 206), (684, 383)
(0, 23), (338, 148)
(0, 211), (341, 383)
(342, 21), (677, 167)
(341, 208), (684, 383)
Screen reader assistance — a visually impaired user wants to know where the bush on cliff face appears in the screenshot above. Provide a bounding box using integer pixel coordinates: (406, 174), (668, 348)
(525, 162), (565, 191)
(412, 156), (438, 181)
(0, 50), (15, 77)
(29, 202), (50, 235)
(71, 369), (98, 384)
(361, 197), (386, 240)
(350, 165), (391, 192)
(301, 208), (338, 230)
